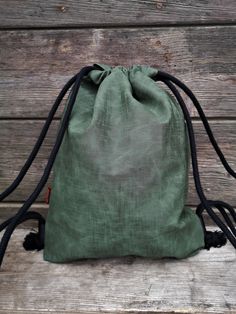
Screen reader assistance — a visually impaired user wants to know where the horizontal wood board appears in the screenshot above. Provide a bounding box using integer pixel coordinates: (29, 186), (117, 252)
(0, 0), (236, 28)
(0, 228), (235, 313)
(0, 26), (236, 118)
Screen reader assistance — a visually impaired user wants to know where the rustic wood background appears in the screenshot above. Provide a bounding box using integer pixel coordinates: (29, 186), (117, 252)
(0, 2), (236, 314)
(0, 1), (236, 221)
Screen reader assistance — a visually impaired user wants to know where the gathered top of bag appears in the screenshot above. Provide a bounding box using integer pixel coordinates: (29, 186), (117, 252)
(88, 63), (159, 84)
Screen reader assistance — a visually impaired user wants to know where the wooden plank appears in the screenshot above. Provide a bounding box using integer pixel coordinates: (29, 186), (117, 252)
(0, 228), (235, 313)
(0, 0), (236, 28)
(0, 26), (236, 118)
(0, 119), (235, 205)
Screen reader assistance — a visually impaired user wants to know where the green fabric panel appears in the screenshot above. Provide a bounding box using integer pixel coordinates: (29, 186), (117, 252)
(44, 64), (205, 263)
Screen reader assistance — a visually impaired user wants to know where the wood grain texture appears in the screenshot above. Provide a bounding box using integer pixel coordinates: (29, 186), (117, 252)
(0, 228), (235, 313)
(0, 26), (236, 118)
(0, 0), (236, 28)
(0, 119), (235, 205)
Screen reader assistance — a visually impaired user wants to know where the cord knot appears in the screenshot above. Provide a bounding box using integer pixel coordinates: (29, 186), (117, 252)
(23, 231), (44, 251)
(23, 221), (45, 251)
(205, 230), (227, 250)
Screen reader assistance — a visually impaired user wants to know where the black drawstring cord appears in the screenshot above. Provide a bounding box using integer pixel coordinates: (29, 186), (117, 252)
(0, 211), (45, 251)
(0, 66), (95, 267)
(0, 211), (45, 232)
(196, 200), (236, 237)
(0, 75), (77, 202)
(0, 74), (78, 253)
(156, 71), (236, 179)
(0, 74), (77, 255)
(155, 76), (236, 249)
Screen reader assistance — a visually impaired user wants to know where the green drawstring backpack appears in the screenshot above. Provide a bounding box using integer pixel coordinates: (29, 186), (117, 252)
(0, 64), (235, 267)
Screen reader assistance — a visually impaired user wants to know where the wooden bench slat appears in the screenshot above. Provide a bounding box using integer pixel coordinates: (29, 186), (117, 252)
(0, 228), (235, 313)
(0, 0), (235, 28)
(0, 27), (236, 118)
(0, 120), (235, 204)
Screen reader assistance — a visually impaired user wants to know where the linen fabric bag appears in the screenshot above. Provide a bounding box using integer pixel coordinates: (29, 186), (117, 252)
(0, 64), (235, 267)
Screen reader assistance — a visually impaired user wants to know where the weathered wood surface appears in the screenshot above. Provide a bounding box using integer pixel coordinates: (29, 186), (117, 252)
(0, 26), (236, 118)
(0, 228), (235, 313)
(0, 120), (235, 204)
(0, 1), (235, 313)
(0, 0), (236, 28)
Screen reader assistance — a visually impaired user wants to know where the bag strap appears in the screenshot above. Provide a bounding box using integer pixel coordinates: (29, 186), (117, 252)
(154, 71), (236, 249)
(0, 66), (95, 268)
(0, 74), (77, 202)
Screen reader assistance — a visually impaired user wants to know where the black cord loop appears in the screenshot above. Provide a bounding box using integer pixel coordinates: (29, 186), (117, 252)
(154, 71), (236, 249)
(0, 75), (77, 202)
(0, 66), (95, 267)
(155, 71), (236, 179)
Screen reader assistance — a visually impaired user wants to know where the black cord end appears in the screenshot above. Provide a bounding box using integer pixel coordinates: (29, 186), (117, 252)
(23, 231), (44, 251)
(204, 230), (227, 250)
